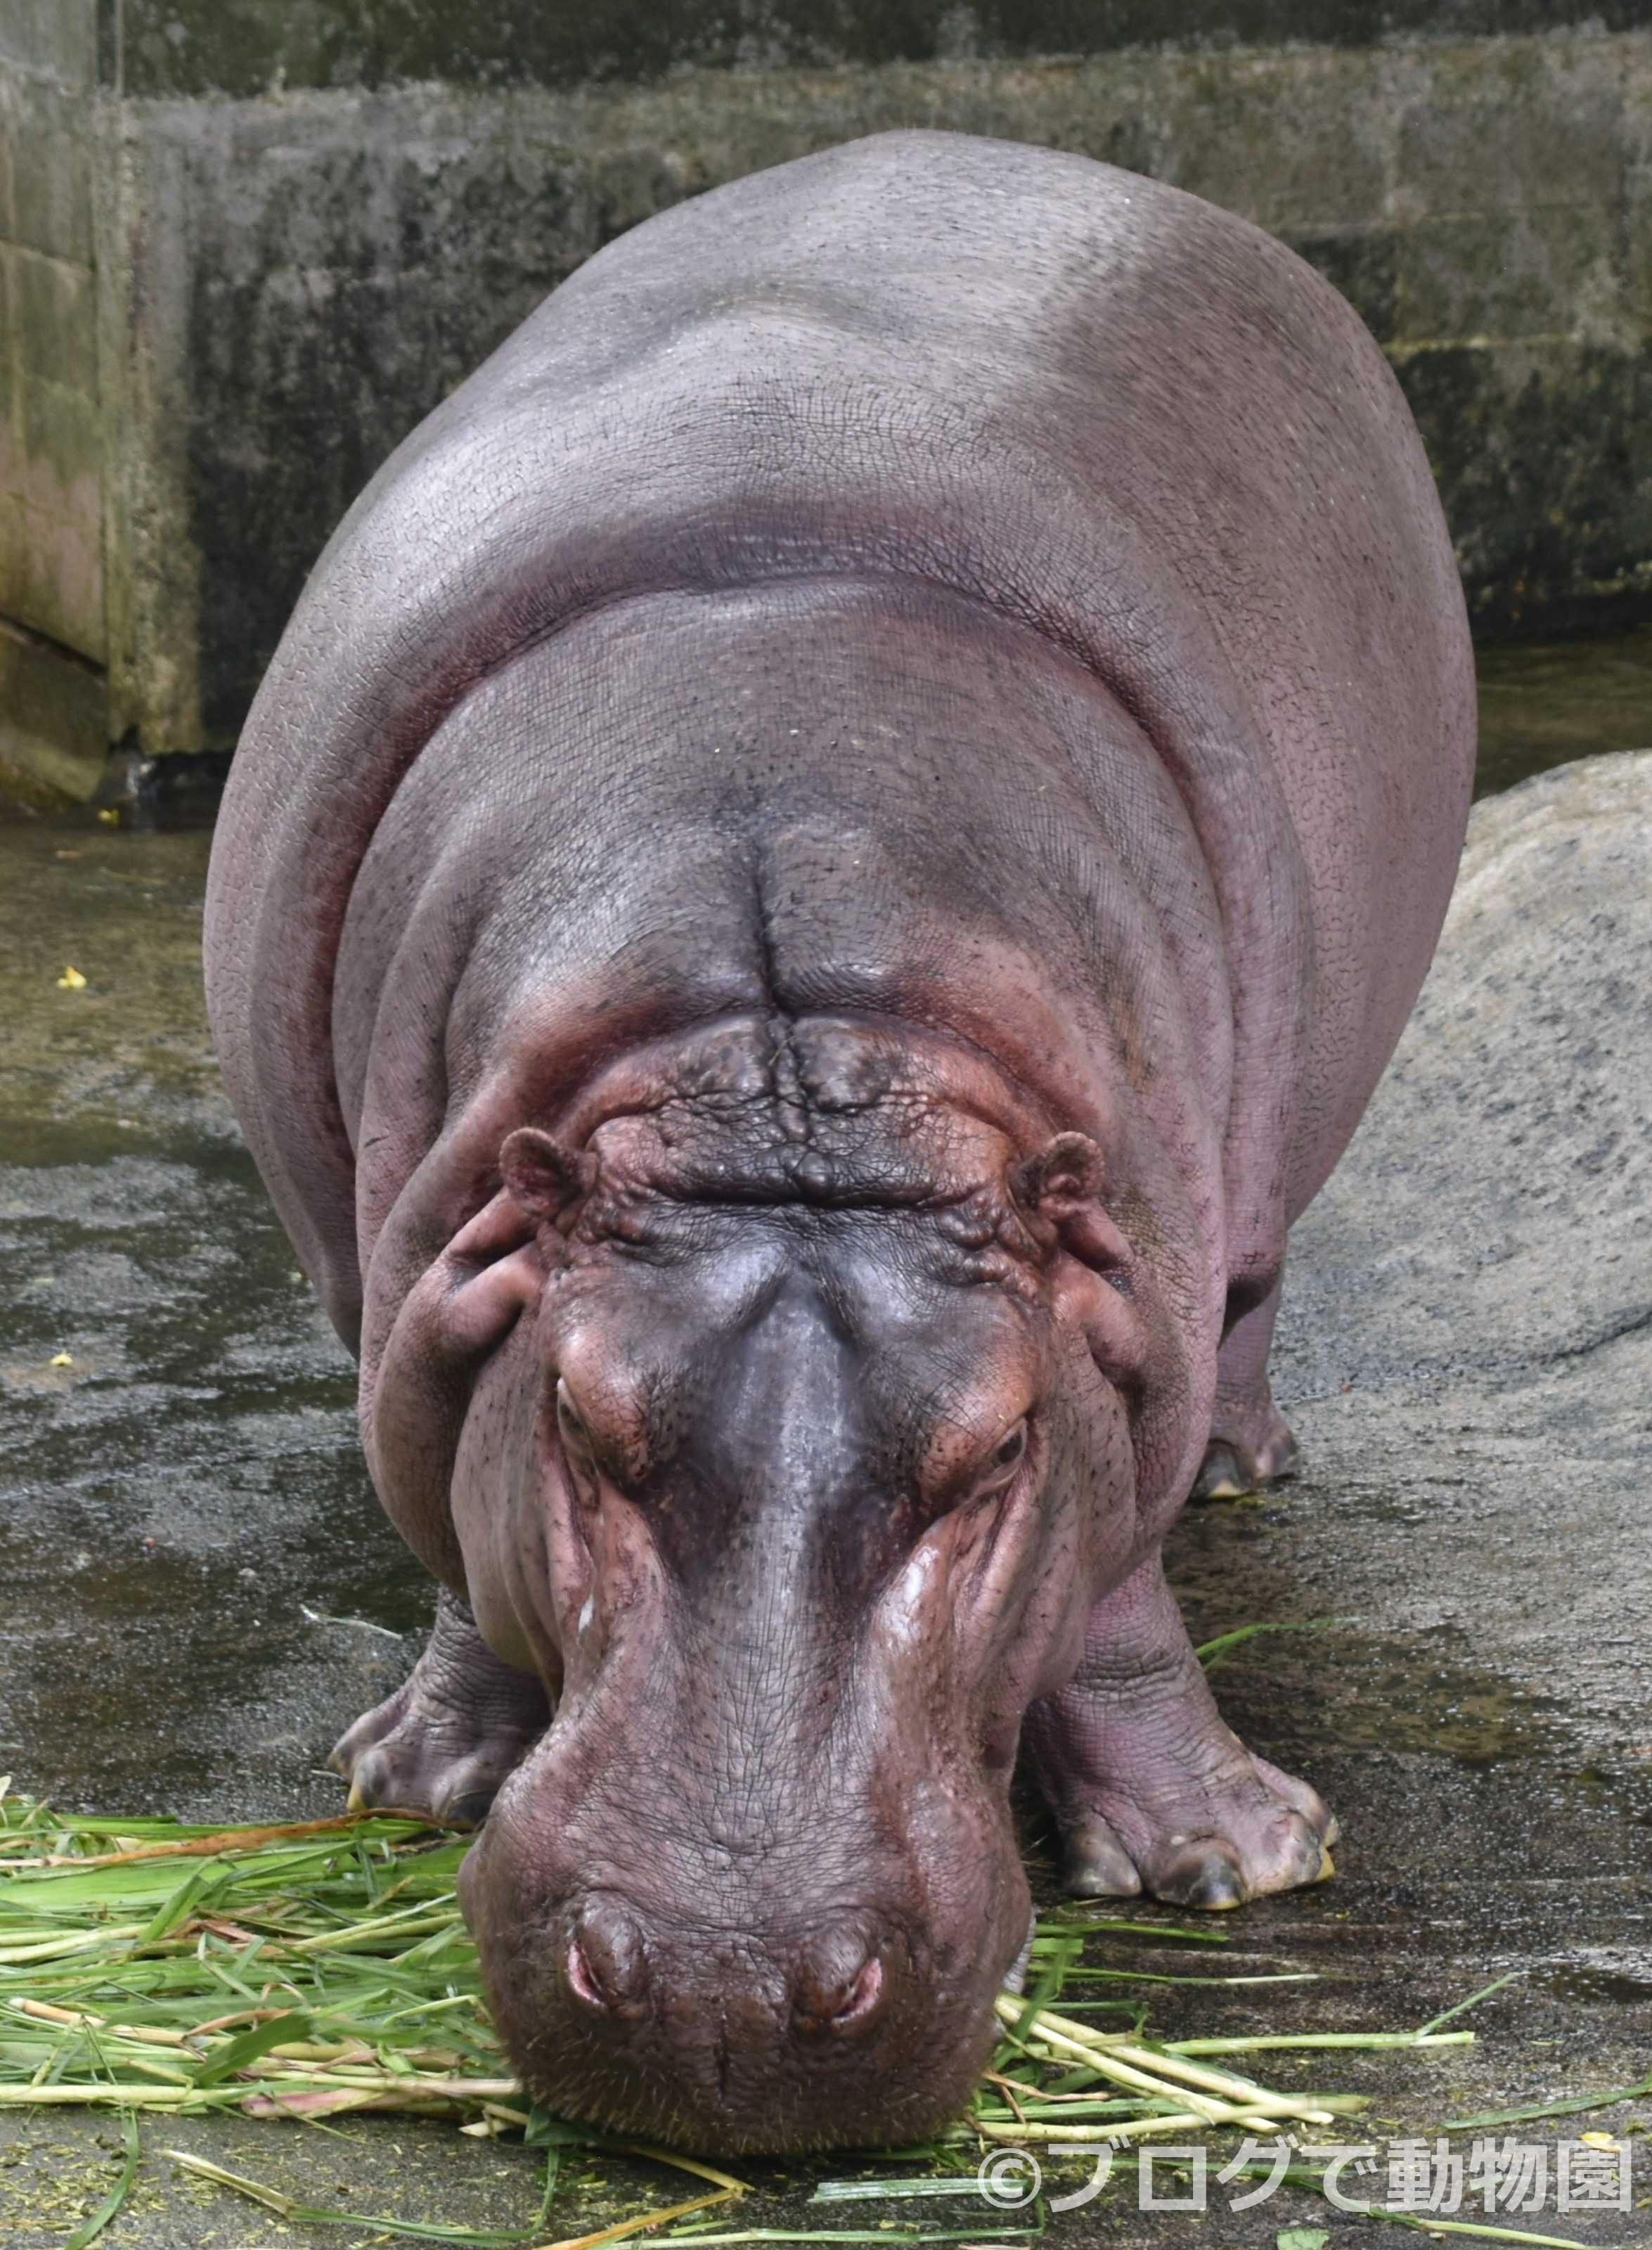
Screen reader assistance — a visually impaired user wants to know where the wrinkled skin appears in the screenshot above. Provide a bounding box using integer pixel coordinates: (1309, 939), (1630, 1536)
(205, 132), (1474, 2151)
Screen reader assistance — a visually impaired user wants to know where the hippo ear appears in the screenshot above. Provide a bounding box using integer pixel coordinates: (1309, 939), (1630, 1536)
(499, 1127), (594, 1226)
(1012, 1132), (1130, 1271)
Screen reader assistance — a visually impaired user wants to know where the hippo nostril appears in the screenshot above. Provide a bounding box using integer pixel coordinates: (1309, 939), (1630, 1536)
(564, 1898), (651, 2021)
(831, 1953), (884, 2026)
(564, 1937), (605, 2010)
(792, 1929), (889, 2038)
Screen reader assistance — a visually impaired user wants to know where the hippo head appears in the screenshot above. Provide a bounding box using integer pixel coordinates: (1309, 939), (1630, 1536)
(443, 1017), (1193, 2152)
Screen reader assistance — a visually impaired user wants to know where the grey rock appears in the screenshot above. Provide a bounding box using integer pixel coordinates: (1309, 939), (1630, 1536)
(1270, 750), (1652, 1729)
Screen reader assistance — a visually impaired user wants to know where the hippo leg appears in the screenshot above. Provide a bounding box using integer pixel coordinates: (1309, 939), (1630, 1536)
(330, 1588), (550, 1828)
(1026, 1554), (1336, 1908)
(1192, 1271), (1300, 1500)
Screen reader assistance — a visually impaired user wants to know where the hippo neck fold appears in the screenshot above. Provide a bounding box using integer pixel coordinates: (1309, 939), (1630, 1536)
(538, 1014), (1093, 1231)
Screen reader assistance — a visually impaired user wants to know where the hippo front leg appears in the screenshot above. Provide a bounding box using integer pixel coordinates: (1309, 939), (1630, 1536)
(331, 1588), (550, 1828)
(1026, 1554), (1335, 1909)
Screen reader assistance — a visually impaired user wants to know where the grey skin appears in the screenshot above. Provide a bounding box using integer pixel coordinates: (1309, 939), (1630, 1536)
(204, 131), (1475, 2152)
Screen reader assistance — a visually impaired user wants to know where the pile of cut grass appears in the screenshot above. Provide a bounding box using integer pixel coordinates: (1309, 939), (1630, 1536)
(0, 1779), (1565, 2249)
(0, 1794), (503, 2126)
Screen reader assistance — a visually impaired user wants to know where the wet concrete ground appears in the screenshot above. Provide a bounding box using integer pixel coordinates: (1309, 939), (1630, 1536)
(1, 642), (1650, 2244)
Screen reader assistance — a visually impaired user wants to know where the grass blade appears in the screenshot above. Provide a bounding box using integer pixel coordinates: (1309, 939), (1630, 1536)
(1416, 1974), (1521, 2036)
(63, 2108), (140, 2249)
(188, 2009), (313, 2087)
(164, 2147), (538, 2242)
(1443, 2068), (1652, 2131)
(1194, 1621), (1331, 1673)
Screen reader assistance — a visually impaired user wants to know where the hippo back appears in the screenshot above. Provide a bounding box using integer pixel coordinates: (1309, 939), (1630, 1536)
(205, 129), (1473, 1349)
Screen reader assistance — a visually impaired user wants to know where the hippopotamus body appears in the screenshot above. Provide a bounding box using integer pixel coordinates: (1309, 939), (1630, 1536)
(205, 131), (1474, 2152)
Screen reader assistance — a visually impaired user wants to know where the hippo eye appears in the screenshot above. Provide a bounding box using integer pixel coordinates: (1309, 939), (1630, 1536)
(974, 1418), (1028, 1496)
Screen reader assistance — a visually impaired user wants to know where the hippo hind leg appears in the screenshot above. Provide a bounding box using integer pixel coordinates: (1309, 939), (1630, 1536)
(331, 1588), (550, 1828)
(1193, 1268), (1299, 1500)
(1025, 1554), (1336, 1909)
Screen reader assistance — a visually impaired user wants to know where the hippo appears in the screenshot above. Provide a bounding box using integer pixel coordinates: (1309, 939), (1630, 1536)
(203, 130), (1476, 2153)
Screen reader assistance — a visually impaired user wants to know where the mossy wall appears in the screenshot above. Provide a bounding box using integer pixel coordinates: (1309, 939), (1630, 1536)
(0, 1), (106, 794)
(106, 0), (1652, 97)
(3, 6), (1651, 778)
(0, 1), (101, 662)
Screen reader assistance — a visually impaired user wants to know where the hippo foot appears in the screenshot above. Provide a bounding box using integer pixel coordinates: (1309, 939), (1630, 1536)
(1059, 1744), (1336, 1909)
(330, 1587), (550, 1827)
(1028, 1556), (1336, 1910)
(1192, 1410), (1299, 1501)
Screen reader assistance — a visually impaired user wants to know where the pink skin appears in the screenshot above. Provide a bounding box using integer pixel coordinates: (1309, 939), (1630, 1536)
(359, 1188), (542, 1592)
(205, 134), (1474, 2150)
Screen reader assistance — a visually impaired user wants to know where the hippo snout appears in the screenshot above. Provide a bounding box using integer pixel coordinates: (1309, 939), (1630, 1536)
(460, 1765), (1022, 2153)
(562, 1894), (895, 2043)
(483, 1903), (981, 2153)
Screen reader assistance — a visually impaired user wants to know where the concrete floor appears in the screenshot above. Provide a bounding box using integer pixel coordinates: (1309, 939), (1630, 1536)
(1, 722), (1648, 2243)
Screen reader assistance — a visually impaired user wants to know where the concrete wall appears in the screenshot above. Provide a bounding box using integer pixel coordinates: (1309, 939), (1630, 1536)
(2, 8), (1651, 788)
(105, 0), (1652, 96)
(0, 1), (106, 797)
